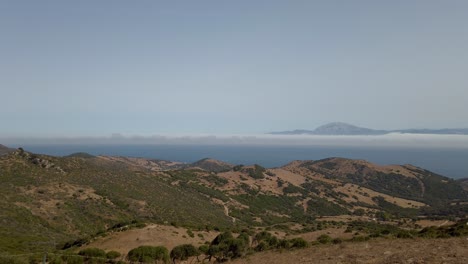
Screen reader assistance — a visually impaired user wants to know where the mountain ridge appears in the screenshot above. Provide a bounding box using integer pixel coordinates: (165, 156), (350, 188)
(0, 147), (467, 254)
(270, 122), (468, 135)
(0, 144), (15, 155)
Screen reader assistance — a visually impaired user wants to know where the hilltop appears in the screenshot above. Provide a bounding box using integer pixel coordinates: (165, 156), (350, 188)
(270, 122), (468, 135)
(0, 144), (15, 155)
(0, 146), (466, 256)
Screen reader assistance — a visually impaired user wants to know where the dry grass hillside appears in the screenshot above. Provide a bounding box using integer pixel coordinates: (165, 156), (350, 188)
(231, 237), (468, 264)
(0, 146), (467, 257)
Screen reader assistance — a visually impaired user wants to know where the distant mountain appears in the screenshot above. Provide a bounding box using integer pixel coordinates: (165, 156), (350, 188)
(65, 152), (96, 158)
(186, 158), (234, 172)
(269, 122), (468, 135)
(313, 122), (387, 135)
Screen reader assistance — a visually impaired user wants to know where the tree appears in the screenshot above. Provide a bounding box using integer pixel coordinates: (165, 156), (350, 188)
(170, 244), (199, 263)
(127, 246), (169, 263)
(207, 231), (250, 261)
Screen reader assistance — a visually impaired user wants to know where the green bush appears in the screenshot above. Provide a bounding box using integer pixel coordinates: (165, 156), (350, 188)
(127, 245), (169, 263)
(0, 256), (27, 264)
(61, 255), (84, 264)
(289, 237), (308, 248)
(198, 244), (209, 254)
(246, 165), (266, 179)
(78, 247), (106, 264)
(170, 244), (199, 262)
(106, 250), (121, 259)
(317, 234), (332, 244)
(351, 236), (370, 242)
(277, 239), (291, 249)
(186, 229), (195, 238)
(78, 248), (106, 258)
(332, 238), (343, 244)
(208, 231), (249, 261)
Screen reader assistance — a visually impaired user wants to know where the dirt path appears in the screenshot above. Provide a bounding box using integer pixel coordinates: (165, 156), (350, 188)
(224, 199), (237, 223)
(223, 204), (236, 223)
(212, 198), (237, 223)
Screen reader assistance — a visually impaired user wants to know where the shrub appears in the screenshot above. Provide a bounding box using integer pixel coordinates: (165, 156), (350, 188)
(317, 234), (332, 244)
(396, 231), (415, 239)
(0, 256), (27, 264)
(246, 165), (266, 179)
(208, 231), (249, 261)
(351, 236), (370, 242)
(170, 244), (199, 262)
(127, 245), (169, 263)
(277, 239), (291, 249)
(78, 247), (106, 264)
(106, 250), (121, 259)
(187, 229), (195, 238)
(61, 255), (84, 264)
(198, 244), (209, 254)
(332, 238), (343, 244)
(78, 248), (106, 258)
(289, 237), (308, 248)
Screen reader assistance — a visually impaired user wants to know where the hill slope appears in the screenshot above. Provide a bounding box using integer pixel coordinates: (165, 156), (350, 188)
(0, 144), (15, 155)
(231, 237), (468, 264)
(0, 149), (467, 254)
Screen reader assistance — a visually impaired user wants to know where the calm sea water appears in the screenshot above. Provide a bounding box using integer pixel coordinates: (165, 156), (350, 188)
(14, 144), (468, 179)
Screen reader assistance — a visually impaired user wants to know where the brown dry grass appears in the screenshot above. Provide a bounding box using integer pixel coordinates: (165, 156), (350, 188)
(270, 168), (307, 186)
(335, 183), (426, 208)
(83, 224), (219, 254)
(232, 237), (468, 264)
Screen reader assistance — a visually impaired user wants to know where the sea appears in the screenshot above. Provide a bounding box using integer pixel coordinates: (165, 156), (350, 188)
(12, 144), (468, 179)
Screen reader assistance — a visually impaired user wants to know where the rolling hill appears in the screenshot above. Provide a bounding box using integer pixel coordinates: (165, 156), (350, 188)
(0, 146), (467, 255)
(0, 144), (15, 155)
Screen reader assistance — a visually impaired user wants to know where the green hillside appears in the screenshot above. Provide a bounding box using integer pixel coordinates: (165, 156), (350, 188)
(0, 149), (467, 254)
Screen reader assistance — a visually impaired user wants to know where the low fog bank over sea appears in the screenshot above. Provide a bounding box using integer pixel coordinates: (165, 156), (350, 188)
(3, 133), (468, 179)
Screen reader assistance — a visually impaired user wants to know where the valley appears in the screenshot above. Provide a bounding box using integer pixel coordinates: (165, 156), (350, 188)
(0, 145), (467, 263)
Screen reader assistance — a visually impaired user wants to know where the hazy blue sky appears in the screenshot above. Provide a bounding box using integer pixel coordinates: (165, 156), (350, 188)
(2, 0), (468, 136)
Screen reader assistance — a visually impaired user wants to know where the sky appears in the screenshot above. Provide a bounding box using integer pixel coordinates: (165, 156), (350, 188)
(2, 0), (468, 137)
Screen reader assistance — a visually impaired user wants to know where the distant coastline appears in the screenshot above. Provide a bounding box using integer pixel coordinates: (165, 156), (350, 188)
(4, 143), (468, 179)
(269, 122), (468, 135)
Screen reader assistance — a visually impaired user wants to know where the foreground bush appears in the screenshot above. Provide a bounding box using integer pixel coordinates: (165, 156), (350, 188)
(170, 244), (199, 263)
(127, 245), (169, 263)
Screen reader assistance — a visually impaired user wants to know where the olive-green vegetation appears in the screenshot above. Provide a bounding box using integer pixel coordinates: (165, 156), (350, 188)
(300, 158), (468, 209)
(1, 150), (467, 256)
(203, 230), (308, 262)
(232, 194), (307, 225)
(405, 166), (467, 206)
(345, 219), (468, 240)
(307, 197), (350, 216)
(188, 158), (233, 173)
(0, 152), (231, 253)
(170, 244), (199, 263)
(78, 248), (106, 264)
(245, 164), (266, 179)
(127, 246), (169, 263)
